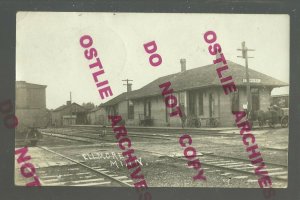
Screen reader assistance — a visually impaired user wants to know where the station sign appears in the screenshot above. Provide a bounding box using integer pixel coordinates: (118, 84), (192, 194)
(242, 78), (261, 83)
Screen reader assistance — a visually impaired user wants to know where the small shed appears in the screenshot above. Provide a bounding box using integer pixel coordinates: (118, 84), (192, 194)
(51, 101), (87, 127)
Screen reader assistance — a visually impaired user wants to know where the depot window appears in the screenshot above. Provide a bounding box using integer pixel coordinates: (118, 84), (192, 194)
(128, 100), (134, 119)
(231, 90), (239, 112)
(198, 92), (204, 115)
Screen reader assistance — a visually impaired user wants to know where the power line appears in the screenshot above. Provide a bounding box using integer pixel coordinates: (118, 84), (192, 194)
(237, 41), (255, 113)
(122, 79), (133, 93)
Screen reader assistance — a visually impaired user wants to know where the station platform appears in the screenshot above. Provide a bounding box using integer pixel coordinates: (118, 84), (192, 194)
(70, 124), (238, 133)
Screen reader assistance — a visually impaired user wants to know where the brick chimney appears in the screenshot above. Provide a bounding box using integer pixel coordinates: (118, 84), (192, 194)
(180, 59), (186, 72)
(66, 101), (71, 106)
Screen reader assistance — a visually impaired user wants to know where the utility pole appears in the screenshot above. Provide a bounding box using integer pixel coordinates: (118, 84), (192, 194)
(122, 79), (133, 120)
(122, 79), (133, 93)
(69, 92), (72, 124)
(237, 41), (255, 115)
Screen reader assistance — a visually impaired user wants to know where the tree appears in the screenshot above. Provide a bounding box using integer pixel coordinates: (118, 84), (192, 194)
(82, 102), (95, 110)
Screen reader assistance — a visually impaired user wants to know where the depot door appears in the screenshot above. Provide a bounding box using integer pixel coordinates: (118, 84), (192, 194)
(251, 88), (260, 112)
(188, 92), (197, 116)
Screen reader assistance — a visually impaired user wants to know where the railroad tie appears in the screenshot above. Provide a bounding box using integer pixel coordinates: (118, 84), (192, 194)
(276, 175), (287, 180)
(123, 179), (133, 183)
(232, 176), (248, 179)
(247, 179), (258, 183)
(226, 164), (247, 168)
(237, 166), (256, 170)
(220, 173), (232, 176)
(69, 168), (80, 171)
(70, 178), (105, 184)
(76, 172), (91, 175)
(74, 181), (111, 186)
(114, 176), (129, 180)
(205, 161), (232, 165)
(265, 168), (283, 171)
(268, 171), (287, 176)
(216, 162), (244, 167)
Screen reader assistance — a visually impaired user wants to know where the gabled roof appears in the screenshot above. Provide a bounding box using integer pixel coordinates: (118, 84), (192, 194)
(53, 102), (86, 112)
(103, 61), (288, 106)
(103, 90), (140, 106)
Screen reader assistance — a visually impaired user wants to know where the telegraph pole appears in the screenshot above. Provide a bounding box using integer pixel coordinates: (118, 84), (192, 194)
(122, 79), (133, 93)
(237, 41), (255, 115)
(122, 79), (133, 120)
(69, 91), (73, 125)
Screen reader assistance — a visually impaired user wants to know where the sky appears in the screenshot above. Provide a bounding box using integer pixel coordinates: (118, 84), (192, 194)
(16, 12), (289, 109)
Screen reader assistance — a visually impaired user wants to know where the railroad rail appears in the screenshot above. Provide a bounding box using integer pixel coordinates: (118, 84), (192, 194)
(42, 127), (174, 140)
(40, 128), (288, 184)
(36, 146), (133, 187)
(138, 148), (288, 182)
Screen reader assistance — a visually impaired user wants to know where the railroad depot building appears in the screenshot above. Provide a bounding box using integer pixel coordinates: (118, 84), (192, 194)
(102, 60), (288, 127)
(16, 81), (49, 129)
(51, 101), (88, 127)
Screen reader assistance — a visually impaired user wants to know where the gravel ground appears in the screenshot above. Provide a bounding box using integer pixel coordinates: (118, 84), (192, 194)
(18, 127), (288, 188)
(38, 144), (258, 187)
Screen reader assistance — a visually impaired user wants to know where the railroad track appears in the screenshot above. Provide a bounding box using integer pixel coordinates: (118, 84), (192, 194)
(138, 148), (288, 183)
(40, 127), (287, 186)
(40, 128), (172, 143)
(41, 131), (288, 182)
(41, 126), (234, 141)
(36, 146), (133, 187)
(201, 154), (287, 181)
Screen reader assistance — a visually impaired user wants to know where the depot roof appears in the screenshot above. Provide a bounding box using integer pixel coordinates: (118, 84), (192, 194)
(103, 60), (288, 106)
